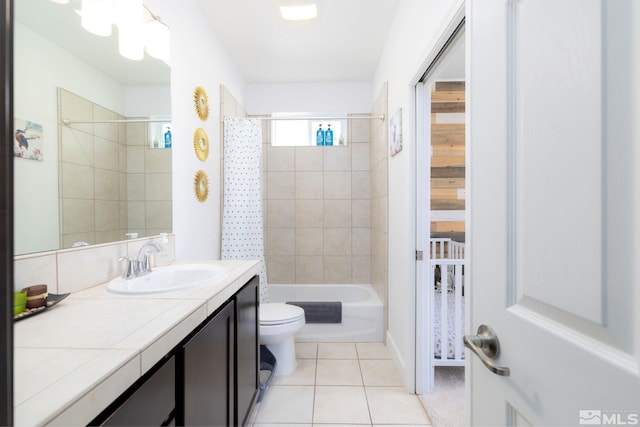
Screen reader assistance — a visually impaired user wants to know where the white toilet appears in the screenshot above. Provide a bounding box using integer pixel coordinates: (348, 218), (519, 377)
(259, 303), (305, 375)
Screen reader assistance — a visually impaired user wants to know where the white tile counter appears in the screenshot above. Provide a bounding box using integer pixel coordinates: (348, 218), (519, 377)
(14, 260), (260, 427)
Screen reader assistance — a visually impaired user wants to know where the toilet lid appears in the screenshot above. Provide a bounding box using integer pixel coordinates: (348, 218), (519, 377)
(260, 303), (305, 325)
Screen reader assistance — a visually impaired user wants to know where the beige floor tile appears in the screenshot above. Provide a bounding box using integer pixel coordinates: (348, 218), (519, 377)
(296, 342), (318, 359)
(255, 385), (314, 424)
(360, 359), (403, 386)
(365, 387), (431, 425)
(316, 359), (363, 386)
(314, 386), (371, 424)
(356, 342), (392, 359)
(317, 342), (358, 359)
(273, 358), (316, 385)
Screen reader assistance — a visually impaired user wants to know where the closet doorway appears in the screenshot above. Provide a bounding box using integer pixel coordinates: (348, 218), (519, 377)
(414, 14), (466, 408)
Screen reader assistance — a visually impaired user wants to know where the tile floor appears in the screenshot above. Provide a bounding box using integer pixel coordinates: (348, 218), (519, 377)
(251, 342), (433, 426)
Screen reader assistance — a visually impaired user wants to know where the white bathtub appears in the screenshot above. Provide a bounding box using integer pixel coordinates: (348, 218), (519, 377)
(267, 284), (384, 342)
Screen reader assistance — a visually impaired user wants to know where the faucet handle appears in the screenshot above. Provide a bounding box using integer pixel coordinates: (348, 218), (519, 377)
(118, 256), (137, 280)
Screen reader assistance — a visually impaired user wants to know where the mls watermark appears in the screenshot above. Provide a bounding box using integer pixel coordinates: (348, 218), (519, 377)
(579, 410), (639, 425)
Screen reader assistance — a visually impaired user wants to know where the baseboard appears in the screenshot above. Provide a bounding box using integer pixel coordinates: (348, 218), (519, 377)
(386, 331), (415, 393)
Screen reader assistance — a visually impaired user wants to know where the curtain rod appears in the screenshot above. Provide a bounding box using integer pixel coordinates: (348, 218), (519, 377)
(62, 118), (171, 126)
(245, 114), (386, 122)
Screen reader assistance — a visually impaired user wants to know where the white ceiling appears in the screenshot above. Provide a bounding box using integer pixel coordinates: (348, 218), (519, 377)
(15, 0), (402, 86)
(199, 0), (402, 83)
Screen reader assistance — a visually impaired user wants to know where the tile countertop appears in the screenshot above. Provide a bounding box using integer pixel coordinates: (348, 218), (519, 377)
(13, 260), (260, 427)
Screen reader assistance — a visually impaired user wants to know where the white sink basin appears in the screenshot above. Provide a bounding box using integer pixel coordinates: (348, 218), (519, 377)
(106, 264), (228, 295)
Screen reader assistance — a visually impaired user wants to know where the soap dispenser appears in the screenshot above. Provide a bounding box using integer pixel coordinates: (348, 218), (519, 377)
(316, 124), (325, 146)
(325, 124), (334, 146)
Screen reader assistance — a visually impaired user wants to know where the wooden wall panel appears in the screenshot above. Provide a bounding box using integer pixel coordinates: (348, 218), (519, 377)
(430, 82), (465, 242)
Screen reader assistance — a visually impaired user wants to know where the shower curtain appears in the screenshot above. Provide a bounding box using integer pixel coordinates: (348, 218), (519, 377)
(221, 117), (269, 302)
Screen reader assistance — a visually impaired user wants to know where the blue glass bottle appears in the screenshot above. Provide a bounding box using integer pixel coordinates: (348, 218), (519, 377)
(325, 124), (334, 146)
(316, 124), (325, 146)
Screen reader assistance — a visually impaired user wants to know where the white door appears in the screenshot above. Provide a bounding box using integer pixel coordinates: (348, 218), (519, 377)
(467, 0), (640, 425)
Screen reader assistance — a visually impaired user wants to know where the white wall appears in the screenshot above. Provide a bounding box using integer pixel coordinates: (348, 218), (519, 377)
(123, 86), (171, 117)
(14, 22), (125, 255)
(245, 82), (372, 115)
(371, 0), (463, 391)
(149, 0), (246, 260)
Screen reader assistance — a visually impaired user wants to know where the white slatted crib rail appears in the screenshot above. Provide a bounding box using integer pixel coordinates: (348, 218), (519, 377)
(429, 238), (466, 377)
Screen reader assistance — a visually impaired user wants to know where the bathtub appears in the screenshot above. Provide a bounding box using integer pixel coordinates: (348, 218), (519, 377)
(267, 284), (384, 342)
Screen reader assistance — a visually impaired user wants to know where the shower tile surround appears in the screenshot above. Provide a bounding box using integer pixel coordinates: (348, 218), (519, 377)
(262, 117), (372, 285)
(58, 89), (172, 249)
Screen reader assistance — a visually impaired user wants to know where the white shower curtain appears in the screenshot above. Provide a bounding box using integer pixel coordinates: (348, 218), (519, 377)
(221, 117), (269, 302)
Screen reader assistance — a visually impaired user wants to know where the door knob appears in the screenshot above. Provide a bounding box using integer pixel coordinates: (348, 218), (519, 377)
(464, 324), (511, 376)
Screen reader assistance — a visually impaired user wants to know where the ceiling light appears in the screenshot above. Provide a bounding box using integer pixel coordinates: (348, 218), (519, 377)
(80, 0), (113, 37)
(48, 0), (70, 4)
(279, 0), (318, 21)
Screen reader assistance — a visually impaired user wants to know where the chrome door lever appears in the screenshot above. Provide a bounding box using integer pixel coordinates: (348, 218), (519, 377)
(464, 325), (511, 376)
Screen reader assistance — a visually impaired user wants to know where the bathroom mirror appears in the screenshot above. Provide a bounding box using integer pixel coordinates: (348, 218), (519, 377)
(14, 0), (172, 255)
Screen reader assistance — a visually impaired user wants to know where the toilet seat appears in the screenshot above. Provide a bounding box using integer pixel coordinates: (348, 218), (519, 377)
(260, 303), (305, 326)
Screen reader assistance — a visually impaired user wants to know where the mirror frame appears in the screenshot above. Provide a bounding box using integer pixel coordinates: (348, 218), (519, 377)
(1, 0), (15, 423)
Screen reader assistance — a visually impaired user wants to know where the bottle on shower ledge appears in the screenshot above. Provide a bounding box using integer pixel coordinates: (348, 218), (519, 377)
(325, 124), (334, 146)
(164, 127), (172, 148)
(316, 124), (325, 146)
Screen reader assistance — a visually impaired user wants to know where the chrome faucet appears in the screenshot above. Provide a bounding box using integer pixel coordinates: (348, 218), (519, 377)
(118, 239), (165, 279)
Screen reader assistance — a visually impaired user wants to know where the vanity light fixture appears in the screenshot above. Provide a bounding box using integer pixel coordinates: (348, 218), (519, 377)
(278, 0), (319, 21)
(73, 0), (170, 62)
(80, 0), (114, 37)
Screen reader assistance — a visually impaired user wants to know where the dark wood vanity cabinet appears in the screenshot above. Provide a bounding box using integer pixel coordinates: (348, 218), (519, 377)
(234, 275), (259, 426)
(90, 275), (259, 427)
(180, 300), (235, 426)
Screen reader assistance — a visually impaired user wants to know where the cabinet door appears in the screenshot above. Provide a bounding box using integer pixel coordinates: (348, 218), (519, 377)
(183, 301), (235, 427)
(100, 356), (175, 426)
(235, 276), (259, 426)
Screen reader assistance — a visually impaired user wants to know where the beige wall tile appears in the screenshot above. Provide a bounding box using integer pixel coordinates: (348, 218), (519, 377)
(323, 145), (351, 171)
(323, 256), (352, 284)
(352, 200), (370, 228)
(14, 252), (58, 292)
(351, 171), (370, 199)
(351, 142), (370, 171)
(127, 201), (146, 228)
(94, 137), (119, 171)
(296, 200), (323, 228)
(295, 172), (323, 199)
(145, 201), (172, 229)
(61, 163), (94, 199)
(266, 255), (296, 284)
(125, 122), (147, 146)
(95, 200), (120, 231)
(295, 228), (323, 255)
(295, 146), (323, 170)
(352, 228), (371, 256)
(95, 169), (120, 200)
(93, 105), (120, 142)
(145, 173), (172, 201)
(58, 89), (93, 134)
(324, 228), (351, 256)
(62, 199), (94, 234)
(127, 174), (145, 201)
(352, 256), (371, 284)
(267, 171), (295, 199)
(296, 256), (323, 284)
(267, 228), (295, 256)
(323, 171), (351, 199)
(62, 232), (95, 249)
(126, 146), (145, 173)
(267, 146), (295, 171)
(323, 200), (351, 228)
(145, 147), (172, 173)
(267, 200), (296, 228)
(349, 117), (371, 143)
(60, 127), (93, 166)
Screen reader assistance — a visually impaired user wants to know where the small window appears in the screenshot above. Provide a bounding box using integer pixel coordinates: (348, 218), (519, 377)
(270, 112), (348, 146)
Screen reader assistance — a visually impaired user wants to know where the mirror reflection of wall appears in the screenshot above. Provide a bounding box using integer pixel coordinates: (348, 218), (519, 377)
(14, 0), (171, 255)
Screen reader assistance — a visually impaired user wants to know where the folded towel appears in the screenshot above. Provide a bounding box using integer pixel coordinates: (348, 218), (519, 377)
(286, 301), (342, 324)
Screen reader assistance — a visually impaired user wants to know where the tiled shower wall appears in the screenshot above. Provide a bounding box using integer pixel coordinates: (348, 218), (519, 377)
(370, 83), (389, 313)
(262, 119), (371, 284)
(58, 89), (171, 248)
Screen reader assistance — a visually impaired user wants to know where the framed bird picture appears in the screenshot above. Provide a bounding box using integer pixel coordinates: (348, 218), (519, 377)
(14, 118), (43, 161)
